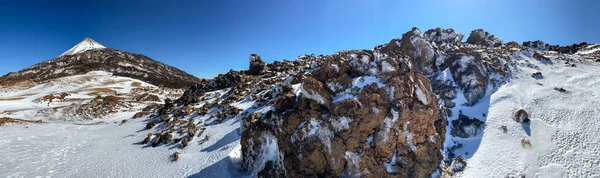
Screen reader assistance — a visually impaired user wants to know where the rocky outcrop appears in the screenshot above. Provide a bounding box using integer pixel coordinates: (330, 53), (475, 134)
(248, 54), (267, 75)
(424, 28), (464, 50)
(548, 42), (590, 54)
(522, 40), (548, 49)
(466, 29), (503, 47)
(143, 27), (531, 177)
(396, 27), (446, 73)
(175, 70), (243, 105)
(448, 53), (489, 106)
(241, 46), (445, 177)
(450, 114), (485, 138)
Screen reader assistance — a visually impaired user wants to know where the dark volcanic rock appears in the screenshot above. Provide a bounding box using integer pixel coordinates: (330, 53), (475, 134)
(514, 109), (530, 123)
(248, 54), (267, 75)
(448, 53), (489, 106)
(466, 29), (503, 47)
(241, 48), (445, 178)
(522, 40), (548, 49)
(424, 27), (464, 50)
(451, 114), (485, 138)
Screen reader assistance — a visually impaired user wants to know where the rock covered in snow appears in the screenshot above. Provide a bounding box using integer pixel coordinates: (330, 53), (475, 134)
(466, 29), (503, 48)
(448, 53), (489, 106)
(397, 27), (446, 73)
(522, 40), (548, 49)
(424, 28), (464, 50)
(241, 47), (445, 177)
(450, 114), (485, 138)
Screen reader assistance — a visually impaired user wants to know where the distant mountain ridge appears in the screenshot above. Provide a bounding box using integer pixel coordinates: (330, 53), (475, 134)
(0, 38), (200, 89)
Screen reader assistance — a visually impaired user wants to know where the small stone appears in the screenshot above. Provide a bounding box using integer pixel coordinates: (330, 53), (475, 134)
(514, 109), (530, 123)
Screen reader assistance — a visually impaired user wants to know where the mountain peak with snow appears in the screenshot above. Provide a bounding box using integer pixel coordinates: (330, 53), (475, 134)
(59, 38), (106, 57)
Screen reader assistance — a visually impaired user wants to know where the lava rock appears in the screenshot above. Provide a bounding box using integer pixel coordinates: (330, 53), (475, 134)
(466, 29), (503, 47)
(514, 109), (530, 123)
(248, 54), (267, 75)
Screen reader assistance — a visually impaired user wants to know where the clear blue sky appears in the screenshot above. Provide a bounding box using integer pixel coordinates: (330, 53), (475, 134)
(0, 0), (598, 79)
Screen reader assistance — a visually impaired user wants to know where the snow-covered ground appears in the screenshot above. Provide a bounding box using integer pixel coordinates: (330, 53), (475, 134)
(0, 71), (180, 121)
(456, 54), (600, 177)
(0, 111), (248, 178)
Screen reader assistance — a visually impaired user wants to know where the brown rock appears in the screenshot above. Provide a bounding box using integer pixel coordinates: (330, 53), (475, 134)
(514, 109), (530, 123)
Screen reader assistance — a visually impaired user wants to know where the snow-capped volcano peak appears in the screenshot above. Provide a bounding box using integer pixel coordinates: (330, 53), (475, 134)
(59, 38), (106, 57)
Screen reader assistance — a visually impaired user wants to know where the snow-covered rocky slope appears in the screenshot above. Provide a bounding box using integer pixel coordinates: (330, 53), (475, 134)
(455, 52), (600, 178)
(0, 71), (182, 121)
(60, 38), (106, 57)
(1, 28), (600, 178)
(0, 38), (200, 89)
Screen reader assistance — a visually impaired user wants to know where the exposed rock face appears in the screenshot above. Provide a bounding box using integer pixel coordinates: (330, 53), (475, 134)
(450, 114), (485, 138)
(0, 48), (200, 89)
(505, 41), (521, 48)
(548, 42), (590, 54)
(241, 44), (445, 177)
(522, 40), (548, 49)
(397, 27), (446, 73)
(448, 53), (489, 106)
(175, 70), (243, 105)
(144, 27), (592, 177)
(466, 29), (503, 47)
(249, 54), (268, 75)
(424, 28), (464, 50)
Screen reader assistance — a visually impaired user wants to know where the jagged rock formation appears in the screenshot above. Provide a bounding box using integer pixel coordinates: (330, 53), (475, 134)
(0, 38), (200, 89)
(248, 54), (267, 75)
(241, 50), (444, 177)
(466, 29), (503, 47)
(138, 27), (599, 177)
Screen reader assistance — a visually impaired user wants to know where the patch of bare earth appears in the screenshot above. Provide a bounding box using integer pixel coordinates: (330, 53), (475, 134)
(0, 97), (25, 101)
(0, 117), (44, 125)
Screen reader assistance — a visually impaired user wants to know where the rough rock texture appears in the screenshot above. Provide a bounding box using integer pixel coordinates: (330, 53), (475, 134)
(424, 28), (464, 50)
(175, 70), (243, 105)
(447, 53), (489, 106)
(450, 114), (485, 138)
(248, 54), (268, 75)
(0, 48), (200, 89)
(397, 27), (446, 73)
(139, 27), (597, 177)
(241, 43), (445, 177)
(548, 42), (590, 54)
(514, 109), (530, 123)
(466, 29), (503, 47)
(522, 40), (548, 49)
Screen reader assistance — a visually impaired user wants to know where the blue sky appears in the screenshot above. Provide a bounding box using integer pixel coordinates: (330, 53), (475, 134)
(0, 0), (598, 78)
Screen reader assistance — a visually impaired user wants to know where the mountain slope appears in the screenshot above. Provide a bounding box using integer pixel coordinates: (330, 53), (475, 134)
(0, 38), (200, 89)
(60, 38), (106, 56)
(0, 28), (599, 178)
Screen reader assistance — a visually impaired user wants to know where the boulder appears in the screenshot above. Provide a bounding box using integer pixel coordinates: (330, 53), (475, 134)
(466, 29), (503, 47)
(451, 114), (485, 138)
(249, 54), (267, 75)
(448, 53), (489, 106)
(531, 72), (543, 79)
(514, 109), (530, 123)
(423, 27), (464, 50)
